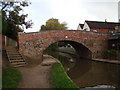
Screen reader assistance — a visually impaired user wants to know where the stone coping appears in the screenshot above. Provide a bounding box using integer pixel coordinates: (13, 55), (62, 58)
(92, 58), (120, 65)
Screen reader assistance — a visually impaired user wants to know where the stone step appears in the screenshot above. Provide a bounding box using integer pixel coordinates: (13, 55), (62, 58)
(7, 54), (21, 56)
(8, 55), (23, 57)
(6, 47), (26, 67)
(6, 46), (17, 49)
(9, 58), (24, 60)
(6, 49), (18, 51)
(6, 51), (19, 54)
(7, 52), (19, 54)
(6, 51), (20, 53)
(6, 48), (18, 51)
(6, 50), (18, 52)
(8, 57), (23, 60)
(6, 49), (19, 52)
(9, 59), (25, 62)
(7, 53), (21, 56)
(13, 64), (26, 67)
(9, 57), (24, 59)
(9, 59), (25, 61)
(11, 62), (26, 65)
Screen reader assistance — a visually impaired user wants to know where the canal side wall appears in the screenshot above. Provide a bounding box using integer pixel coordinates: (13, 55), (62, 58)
(18, 30), (109, 62)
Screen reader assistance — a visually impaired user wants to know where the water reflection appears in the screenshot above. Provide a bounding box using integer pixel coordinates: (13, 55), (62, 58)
(57, 52), (120, 89)
(68, 59), (120, 89)
(68, 59), (91, 79)
(57, 52), (76, 71)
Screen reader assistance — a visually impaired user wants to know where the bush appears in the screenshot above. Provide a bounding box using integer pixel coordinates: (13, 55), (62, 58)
(104, 50), (117, 59)
(2, 68), (22, 88)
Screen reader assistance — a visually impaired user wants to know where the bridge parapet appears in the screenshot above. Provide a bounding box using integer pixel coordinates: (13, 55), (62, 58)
(19, 30), (109, 40)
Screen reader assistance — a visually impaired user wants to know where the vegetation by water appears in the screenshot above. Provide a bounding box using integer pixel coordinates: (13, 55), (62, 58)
(44, 42), (70, 61)
(50, 63), (79, 89)
(104, 49), (117, 59)
(2, 68), (22, 88)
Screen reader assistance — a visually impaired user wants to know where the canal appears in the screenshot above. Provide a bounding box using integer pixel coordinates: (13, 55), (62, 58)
(67, 59), (120, 89)
(57, 51), (120, 89)
(44, 46), (120, 89)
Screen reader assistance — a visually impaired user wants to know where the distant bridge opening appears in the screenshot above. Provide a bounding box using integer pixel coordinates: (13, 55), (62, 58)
(43, 40), (92, 60)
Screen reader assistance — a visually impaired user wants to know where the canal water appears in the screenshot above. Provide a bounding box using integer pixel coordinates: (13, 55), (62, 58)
(45, 45), (120, 89)
(56, 52), (120, 89)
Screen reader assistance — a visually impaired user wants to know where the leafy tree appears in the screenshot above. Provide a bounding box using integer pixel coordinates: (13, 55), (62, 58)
(1, 1), (33, 40)
(40, 18), (67, 31)
(41, 18), (68, 56)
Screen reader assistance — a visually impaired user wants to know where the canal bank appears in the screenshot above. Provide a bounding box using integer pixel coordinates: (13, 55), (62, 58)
(92, 59), (120, 65)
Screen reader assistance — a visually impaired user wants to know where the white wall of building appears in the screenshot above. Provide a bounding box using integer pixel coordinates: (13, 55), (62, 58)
(83, 22), (90, 31)
(77, 25), (82, 30)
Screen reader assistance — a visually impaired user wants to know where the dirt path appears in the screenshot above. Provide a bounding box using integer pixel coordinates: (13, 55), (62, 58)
(17, 55), (59, 88)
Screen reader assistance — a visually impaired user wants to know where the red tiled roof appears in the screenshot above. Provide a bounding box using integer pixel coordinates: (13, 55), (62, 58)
(85, 20), (120, 29)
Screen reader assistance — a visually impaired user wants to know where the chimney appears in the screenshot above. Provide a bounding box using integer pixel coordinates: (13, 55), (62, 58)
(105, 19), (107, 22)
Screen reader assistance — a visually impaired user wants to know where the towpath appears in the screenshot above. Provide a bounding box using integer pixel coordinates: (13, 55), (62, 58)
(17, 55), (59, 88)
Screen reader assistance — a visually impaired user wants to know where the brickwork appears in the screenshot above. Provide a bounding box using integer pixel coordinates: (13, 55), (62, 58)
(18, 30), (109, 62)
(91, 28), (114, 33)
(0, 34), (5, 50)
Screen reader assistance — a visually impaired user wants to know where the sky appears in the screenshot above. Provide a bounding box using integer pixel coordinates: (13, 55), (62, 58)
(22, 0), (120, 32)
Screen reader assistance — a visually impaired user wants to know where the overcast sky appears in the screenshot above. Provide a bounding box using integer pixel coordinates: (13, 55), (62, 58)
(23, 0), (120, 32)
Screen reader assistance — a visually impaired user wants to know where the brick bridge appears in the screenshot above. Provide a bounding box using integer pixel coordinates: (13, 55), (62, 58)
(18, 30), (109, 63)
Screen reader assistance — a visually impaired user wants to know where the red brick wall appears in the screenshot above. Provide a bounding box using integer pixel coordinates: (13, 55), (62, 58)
(90, 28), (115, 33)
(18, 30), (109, 62)
(0, 34), (5, 50)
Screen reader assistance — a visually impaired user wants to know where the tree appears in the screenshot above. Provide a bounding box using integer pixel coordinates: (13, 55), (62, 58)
(40, 18), (67, 31)
(40, 18), (68, 56)
(1, 1), (33, 40)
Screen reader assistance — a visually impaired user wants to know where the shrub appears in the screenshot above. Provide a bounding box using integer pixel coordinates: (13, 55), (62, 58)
(104, 49), (117, 59)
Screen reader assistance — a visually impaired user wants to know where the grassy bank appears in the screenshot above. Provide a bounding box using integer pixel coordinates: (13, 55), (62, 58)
(2, 68), (22, 88)
(50, 63), (79, 89)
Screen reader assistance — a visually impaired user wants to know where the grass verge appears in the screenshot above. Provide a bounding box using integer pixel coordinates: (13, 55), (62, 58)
(2, 68), (22, 88)
(50, 62), (79, 89)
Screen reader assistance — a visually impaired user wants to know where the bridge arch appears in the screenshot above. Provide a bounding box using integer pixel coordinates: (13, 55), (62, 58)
(43, 40), (92, 59)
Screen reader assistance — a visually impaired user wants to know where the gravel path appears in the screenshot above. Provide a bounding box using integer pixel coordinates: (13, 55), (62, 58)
(17, 55), (59, 88)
